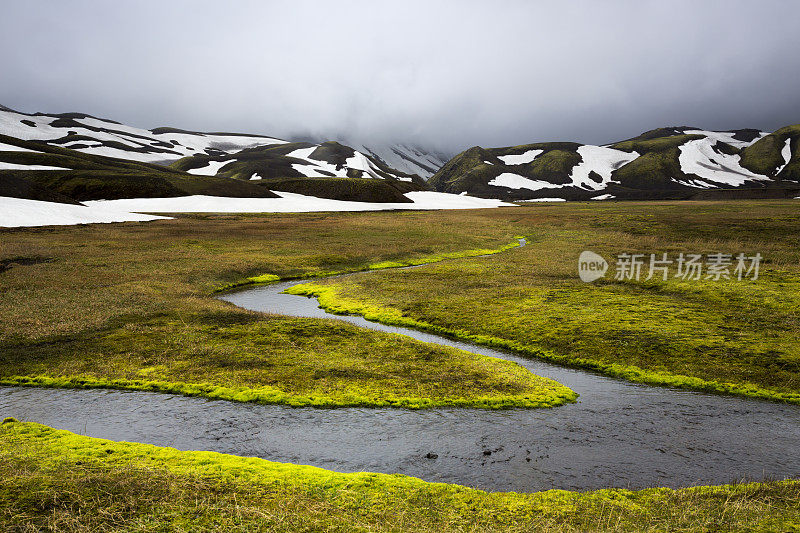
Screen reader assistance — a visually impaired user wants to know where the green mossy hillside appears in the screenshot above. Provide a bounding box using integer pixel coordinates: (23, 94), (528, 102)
(0, 133), (278, 201)
(429, 143), (582, 199)
(169, 140), (427, 189)
(429, 126), (800, 200)
(740, 124), (800, 178)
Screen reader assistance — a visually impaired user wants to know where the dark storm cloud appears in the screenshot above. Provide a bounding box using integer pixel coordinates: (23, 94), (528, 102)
(2, 0), (799, 152)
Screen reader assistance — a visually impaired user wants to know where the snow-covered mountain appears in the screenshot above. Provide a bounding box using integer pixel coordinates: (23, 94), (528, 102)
(0, 105), (446, 211)
(0, 108), (286, 163)
(3, 105), (798, 208)
(430, 126), (800, 201)
(0, 107), (425, 184)
(292, 134), (452, 180)
(0, 105), (509, 227)
(336, 141), (452, 179)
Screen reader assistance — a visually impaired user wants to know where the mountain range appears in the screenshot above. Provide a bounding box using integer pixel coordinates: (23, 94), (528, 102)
(0, 106), (433, 205)
(1, 105), (798, 207)
(430, 126), (800, 201)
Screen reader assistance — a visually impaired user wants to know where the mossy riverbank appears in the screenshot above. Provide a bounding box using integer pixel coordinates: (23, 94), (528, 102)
(0, 310), (575, 409)
(1, 421), (798, 532)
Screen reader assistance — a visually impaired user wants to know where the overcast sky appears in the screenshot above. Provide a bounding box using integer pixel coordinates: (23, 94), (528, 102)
(2, 0), (799, 151)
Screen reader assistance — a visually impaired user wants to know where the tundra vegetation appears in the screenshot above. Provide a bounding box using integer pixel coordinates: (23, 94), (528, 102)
(0, 211), (573, 408)
(1, 200), (799, 529)
(296, 201), (800, 404)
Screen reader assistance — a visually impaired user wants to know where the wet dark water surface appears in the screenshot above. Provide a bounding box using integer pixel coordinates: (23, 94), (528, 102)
(3, 245), (800, 492)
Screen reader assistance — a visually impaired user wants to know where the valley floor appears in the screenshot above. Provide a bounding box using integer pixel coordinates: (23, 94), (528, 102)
(1, 201), (799, 529)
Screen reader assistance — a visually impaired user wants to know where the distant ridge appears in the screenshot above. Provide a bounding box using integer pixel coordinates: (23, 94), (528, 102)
(430, 125), (800, 201)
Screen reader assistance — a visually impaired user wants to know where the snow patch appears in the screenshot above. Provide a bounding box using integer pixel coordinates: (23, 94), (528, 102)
(497, 149), (543, 165)
(187, 160), (231, 176)
(291, 163), (329, 177)
(85, 191), (515, 214)
(344, 151), (371, 172)
(288, 146), (349, 177)
(672, 178), (716, 189)
(684, 130), (767, 149)
(0, 162), (69, 170)
(775, 138), (793, 175)
(678, 138), (769, 186)
(286, 147), (317, 160)
(0, 196), (170, 228)
(590, 194), (615, 200)
(249, 173), (263, 180)
(569, 145), (639, 190)
(488, 172), (560, 191)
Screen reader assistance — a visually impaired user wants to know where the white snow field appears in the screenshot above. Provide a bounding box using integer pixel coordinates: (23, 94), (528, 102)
(0, 162), (69, 171)
(497, 149), (543, 165)
(683, 130), (766, 148)
(488, 172), (559, 191)
(84, 191), (514, 214)
(187, 160), (232, 176)
(0, 197), (170, 228)
(775, 138), (793, 175)
(569, 145), (639, 190)
(2, 191), (513, 227)
(677, 137), (769, 187)
(591, 193), (615, 200)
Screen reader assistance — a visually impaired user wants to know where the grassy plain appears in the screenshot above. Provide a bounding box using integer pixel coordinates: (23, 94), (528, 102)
(0, 210), (573, 408)
(293, 201), (800, 403)
(2, 421), (799, 532)
(2, 201), (800, 530)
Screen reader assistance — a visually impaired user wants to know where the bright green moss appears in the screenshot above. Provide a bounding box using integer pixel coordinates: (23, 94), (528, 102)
(246, 273), (280, 284)
(0, 372), (574, 410)
(0, 308), (575, 410)
(1, 421), (798, 532)
(740, 125), (800, 176)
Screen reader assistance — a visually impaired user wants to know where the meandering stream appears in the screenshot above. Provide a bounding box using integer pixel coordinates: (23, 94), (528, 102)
(2, 240), (799, 492)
